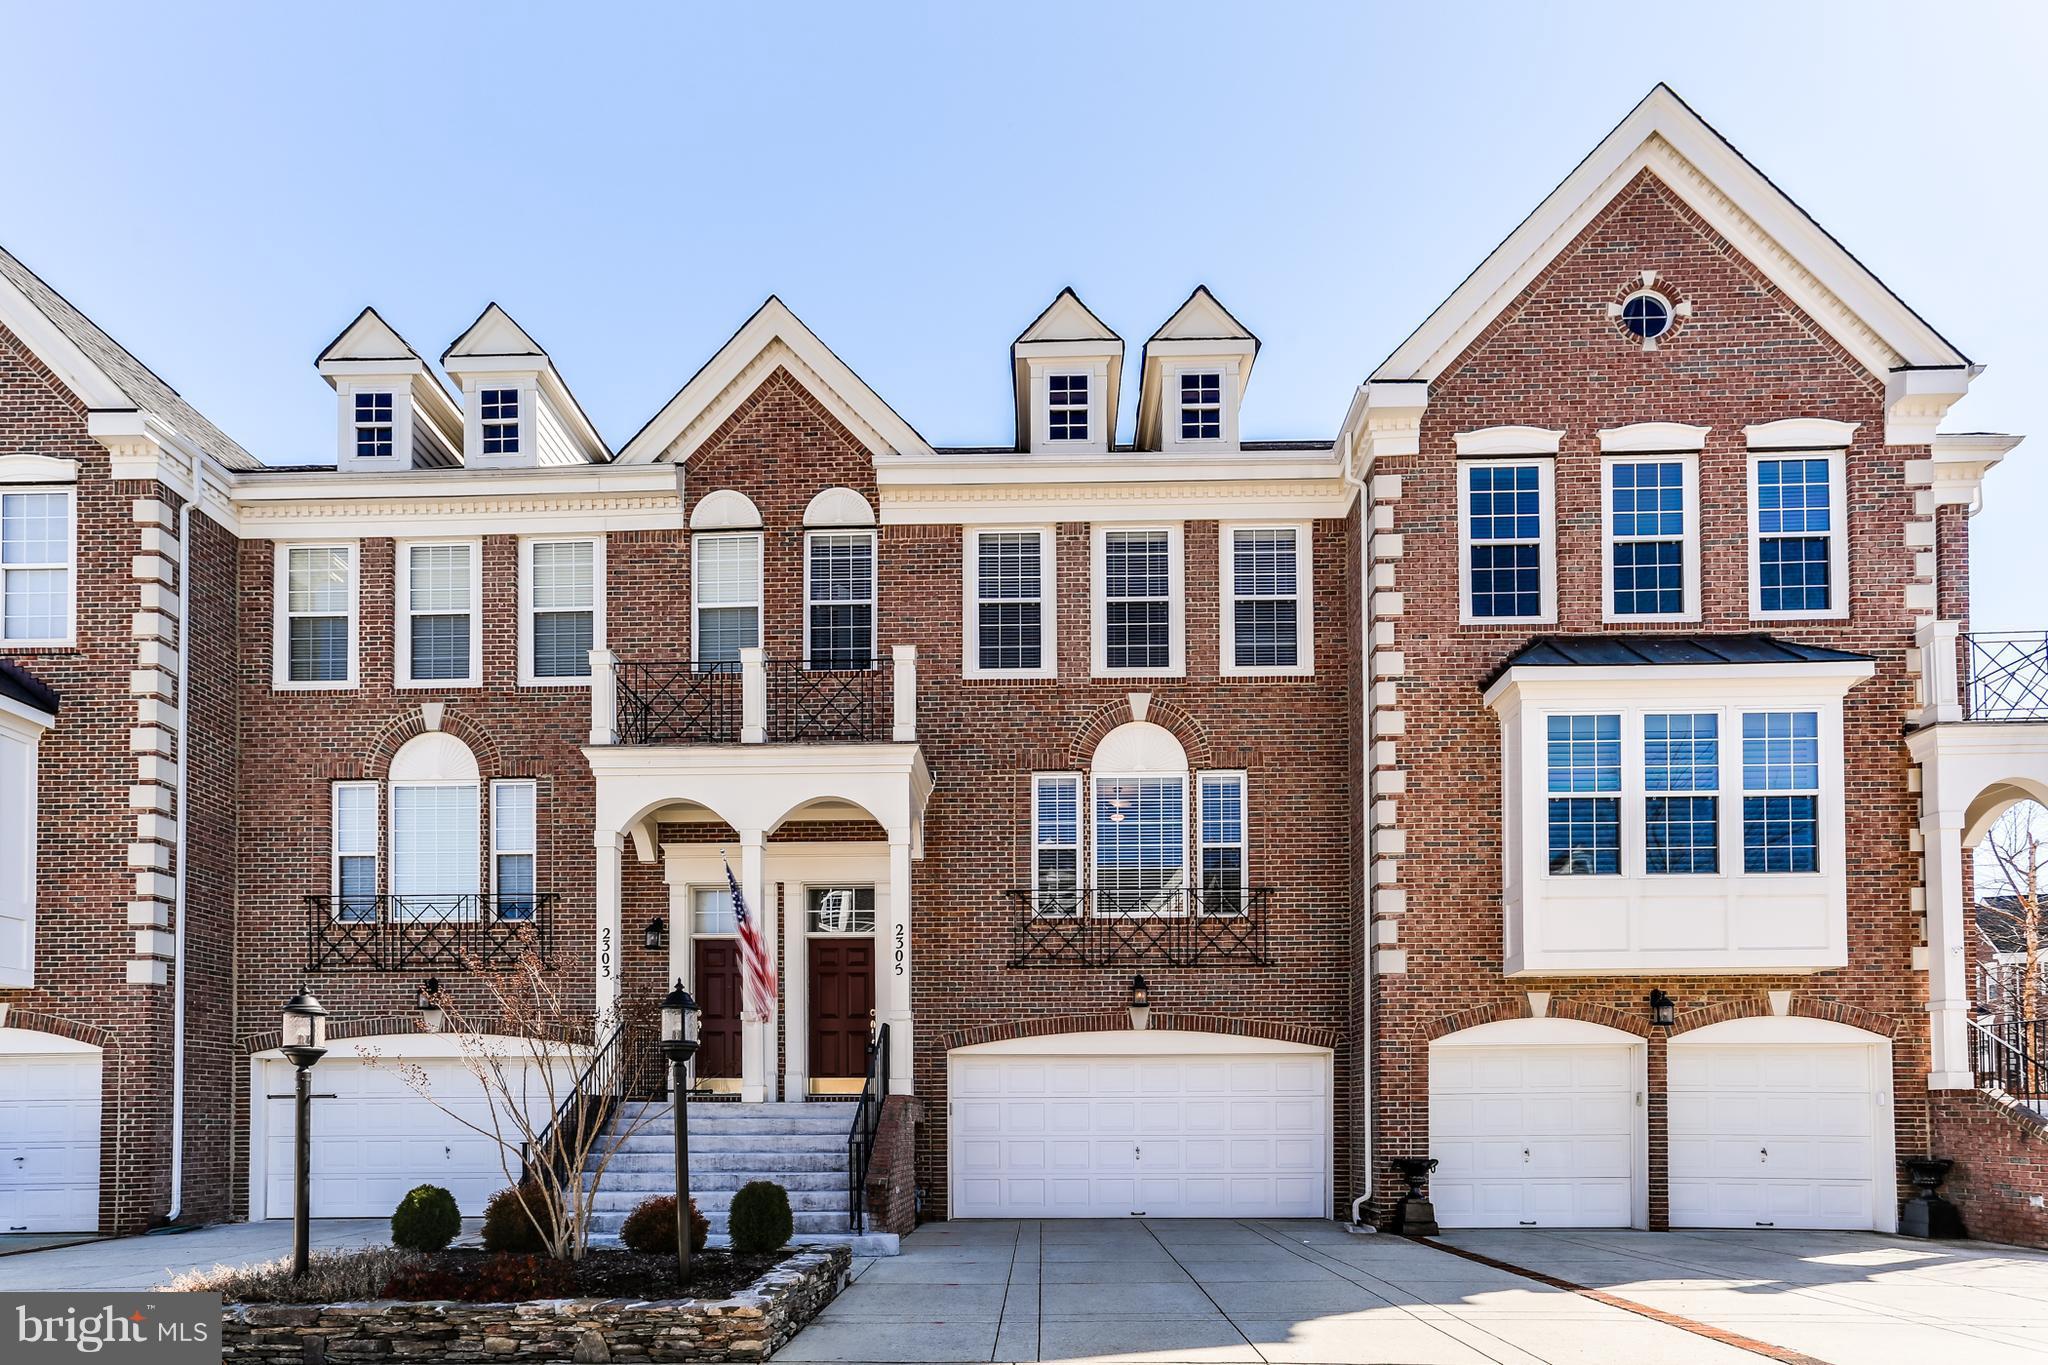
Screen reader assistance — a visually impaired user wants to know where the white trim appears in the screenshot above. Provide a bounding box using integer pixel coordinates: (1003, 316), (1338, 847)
(1091, 720), (1190, 775)
(272, 542), (359, 691)
(1219, 522), (1314, 677)
(0, 710), (41, 988)
(0, 1026), (99, 1056)
(964, 527), (1057, 680)
(802, 528), (878, 668)
(691, 530), (763, 667)
(0, 453), (80, 484)
(1744, 418), (1860, 450)
(1431, 1017), (1643, 1048)
(0, 485), (76, 647)
(336, 381), (410, 473)
(1748, 450), (1849, 622)
(1601, 454), (1701, 624)
(691, 488), (764, 531)
(1453, 426), (1565, 457)
(394, 539), (483, 689)
(1030, 771), (1082, 898)
(517, 535), (606, 688)
(1597, 422), (1711, 453)
(1035, 363), (1109, 456)
(951, 1029), (1330, 1058)
(1091, 524), (1185, 678)
(803, 486), (877, 528)
(330, 779), (378, 907)
(1672, 1016), (1889, 1048)
(1196, 768), (1249, 895)
(1163, 361), (1239, 453)
(490, 778), (538, 918)
(1458, 458), (1556, 626)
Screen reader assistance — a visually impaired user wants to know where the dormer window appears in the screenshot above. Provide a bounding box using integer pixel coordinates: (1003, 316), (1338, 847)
(1047, 374), (1089, 442)
(1179, 372), (1222, 441)
(353, 393), (395, 460)
(480, 388), (521, 456)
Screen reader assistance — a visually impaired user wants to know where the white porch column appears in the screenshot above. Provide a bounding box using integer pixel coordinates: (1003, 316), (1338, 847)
(883, 829), (915, 1095)
(1914, 619), (1963, 727)
(594, 830), (623, 1020)
(781, 878), (808, 1100)
(740, 648), (767, 744)
(1923, 816), (1974, 1090)
(891, 644), (918, 742)
(739, 830), (770, 1102)
(588, 648), (619, 745)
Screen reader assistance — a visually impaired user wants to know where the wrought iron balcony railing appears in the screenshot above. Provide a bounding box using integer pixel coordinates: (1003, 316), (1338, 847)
(1971, 1015), (2047, 1108)
(305, 894), (555, 971)
(1006, 887), (1274, 968)
(591, 646), (918, 747)
(1964, 632), (2048, 722)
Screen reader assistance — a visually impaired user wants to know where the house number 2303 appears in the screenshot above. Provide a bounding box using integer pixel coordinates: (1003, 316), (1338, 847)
(893, 923), (905, 976)
(600, 926), (613, 981)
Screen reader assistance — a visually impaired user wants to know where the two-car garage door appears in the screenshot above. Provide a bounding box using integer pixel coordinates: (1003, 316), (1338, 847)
(948, 1033), (1331, 1218)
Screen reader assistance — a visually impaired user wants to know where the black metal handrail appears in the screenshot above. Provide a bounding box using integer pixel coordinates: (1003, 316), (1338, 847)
(1971, 1015), (2048, 1103)
(1007, 887), (1273, 967)
(305, 894), (554, 971)
(616, 660), (740, 744)
(1964, 632), (2048, 722)
(521, 1014), (631, 1187)
(846, 1023), (891, 1235)
(768, 656), (893, 743)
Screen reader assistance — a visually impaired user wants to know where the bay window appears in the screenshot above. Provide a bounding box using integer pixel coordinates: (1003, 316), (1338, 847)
(1741, 711), (1820, 872)
(1546, 715), (1621, 875)
(1645, 713), (1719, 874)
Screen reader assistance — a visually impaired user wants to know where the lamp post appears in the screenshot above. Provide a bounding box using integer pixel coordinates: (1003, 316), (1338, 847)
(280, 987), (329, 1279)
(659, 980), (701, 1284)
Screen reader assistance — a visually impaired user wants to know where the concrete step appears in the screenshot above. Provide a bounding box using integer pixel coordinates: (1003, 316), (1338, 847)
(585, 1228), (898, 1256)
(629, 1114), (854, 1136)
(596, 1168), (847, 1194)
(607, 1132), (847, 1156)
(589, 1186), (849, 1214)
(587, 1207), (851, 1237)
(597, 1150), (848, 1175)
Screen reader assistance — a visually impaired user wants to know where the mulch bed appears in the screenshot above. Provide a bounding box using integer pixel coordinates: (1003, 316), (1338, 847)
(399, 1248), (793, 1302)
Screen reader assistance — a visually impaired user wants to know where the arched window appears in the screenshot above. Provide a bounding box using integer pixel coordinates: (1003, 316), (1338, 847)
(388, 733), (480, 922)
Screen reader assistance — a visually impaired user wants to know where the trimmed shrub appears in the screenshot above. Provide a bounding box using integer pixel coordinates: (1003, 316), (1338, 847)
(390, 1184), (461, 1253)
(619, 1194), (709, 1255)
(727, 1180), (792, 1254)
(480, 1183), (553, 1254)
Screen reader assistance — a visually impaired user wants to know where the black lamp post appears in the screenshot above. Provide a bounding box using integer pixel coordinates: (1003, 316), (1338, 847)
(659, 980), (701, 1284)
(280, 987), (329, 1279)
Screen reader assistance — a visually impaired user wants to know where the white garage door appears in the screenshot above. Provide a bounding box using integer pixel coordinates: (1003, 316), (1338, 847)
(949, 1040), (1330, 1218)
(1669, 1038), (1885, 1231)
(0, 1051), (101, 1232)
(1431, 1042), (1637, 1228)
(263, 1056), (533, 1219)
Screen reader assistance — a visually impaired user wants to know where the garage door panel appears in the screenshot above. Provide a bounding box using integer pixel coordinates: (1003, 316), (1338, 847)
(0, 1054), (102, 1233)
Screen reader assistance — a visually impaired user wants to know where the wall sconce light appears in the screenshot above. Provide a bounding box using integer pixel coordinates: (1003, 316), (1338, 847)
(1128, 975), (1151, 1030)
(416, 978), (444, 1033)
(644, 917), (668, 952)
(1648, 988), (1676, 1029)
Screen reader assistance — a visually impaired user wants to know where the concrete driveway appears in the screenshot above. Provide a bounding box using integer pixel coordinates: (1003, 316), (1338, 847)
(1438, 1227), (2048, 1365)
(781, 1218), (1771, 1364)
(0, 1219), (393, 1291)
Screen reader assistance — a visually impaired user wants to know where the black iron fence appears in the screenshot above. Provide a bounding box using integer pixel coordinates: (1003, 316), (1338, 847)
(1971, 1015), (2048, 1104)
(610, 656), (896, 745)
(846, 1023), (891, 1235)
(305, 894), (555, 971)
(1964, 632), (2048, 722)
(766, 657), (893, 743)
(1006, 887), (1273, 968)
(616, 660), (739, 744)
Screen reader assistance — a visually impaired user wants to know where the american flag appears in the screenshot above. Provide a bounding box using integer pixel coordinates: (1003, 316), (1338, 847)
(726, 857), (778, 1022)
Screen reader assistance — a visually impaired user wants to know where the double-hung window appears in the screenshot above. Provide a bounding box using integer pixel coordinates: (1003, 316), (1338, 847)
(278, 544), (354, 687)
(970, 530), (1050, 675)
(1031, 774), (1081, 911)
(1225, 526), (1306, 673)
(1462, 461), (1552, 622)
(1098, 528), (1178, 674)
(1742, 711), (1820, 872)
(1047, 373), (1089, 442)
(1179, 372), (1222, 440)
(693, 533), (761, 671)
(391, 779), (480, 921)
(479, 388), (520, 457)
(491, 779), (537, 920)
(353, 392), (395, 460)
(1644, 713), (1718, 874)
(1198, 772), (1247, 911)
(1547, 714), (1621, 875)
(1093, 774), (1186, 914)
(522, 538), (600, 683)
(1752, 454), (1842, 617)
(400, 543), (479, 686)
(1, 490), (73, 644)
(805, 531), (875, 670)
(1606, 458), (1694, 619)
(332, 782), (378, 923)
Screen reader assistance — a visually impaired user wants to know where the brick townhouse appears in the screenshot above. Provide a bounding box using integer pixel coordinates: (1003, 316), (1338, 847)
(1, 84), (2043, 1247)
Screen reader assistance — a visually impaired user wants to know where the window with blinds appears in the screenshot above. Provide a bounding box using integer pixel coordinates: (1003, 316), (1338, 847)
(332, 782), (378, 923)
(529, 539), (596, 679)
(390, 783), (480, 919)
(975, 531), (1045, 672)
(1093, 775), (1186, 913)
(693, 533), (760, 671)
(492, 780), (537, 920)
(284, 545), (351, 684)
(806, 531), (875, 670)
(1103, 530), (1173, 671)
(1229, 528), (1300, 669)
(1199, 772), (1247, 910)
(405, 544), (475, 683)
(1033, 773), (1081, 910)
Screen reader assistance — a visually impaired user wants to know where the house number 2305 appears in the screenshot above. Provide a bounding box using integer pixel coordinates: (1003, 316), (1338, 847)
(893, 923), (905, 976)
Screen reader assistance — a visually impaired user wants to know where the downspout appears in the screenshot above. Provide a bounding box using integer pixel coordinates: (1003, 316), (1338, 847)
(166, 459), (203, 1223)
(1340, 427), (1374, 1226)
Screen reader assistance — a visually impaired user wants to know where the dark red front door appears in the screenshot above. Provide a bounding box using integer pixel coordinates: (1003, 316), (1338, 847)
(808, 939), (875, 1080)
(694, 940), (743, 1079)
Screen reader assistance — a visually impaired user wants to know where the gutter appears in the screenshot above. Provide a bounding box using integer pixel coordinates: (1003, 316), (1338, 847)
(166, 459), (203, 1222)
(1339, 430), (1374, 1222)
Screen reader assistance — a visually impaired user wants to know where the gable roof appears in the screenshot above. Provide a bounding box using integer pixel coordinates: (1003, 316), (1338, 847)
(0, 242), (259, 470)
(441, 301), (547, 362)
(1012, 287), (1122, 347)
(618, 296), (934, 464)
(316, 306), (426, 366)
(1145, 285), (1259, 350)
(440, 302), (610, 460)
(1372, 84), (1973, 387)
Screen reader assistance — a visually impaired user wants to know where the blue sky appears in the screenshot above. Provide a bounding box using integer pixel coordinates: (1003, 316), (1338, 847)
(1, 1), (2042, 626)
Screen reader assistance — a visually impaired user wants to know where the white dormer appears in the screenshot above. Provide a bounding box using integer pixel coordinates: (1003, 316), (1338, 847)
(1012, 288), (1122, 455)
(315, 308), (462, 472)
(1135, 286), (1257, 453)
(440, 303), (608, 469)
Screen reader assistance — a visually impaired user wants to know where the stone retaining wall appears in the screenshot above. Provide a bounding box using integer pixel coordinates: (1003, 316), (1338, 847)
(221, 1246), (849, 1363)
